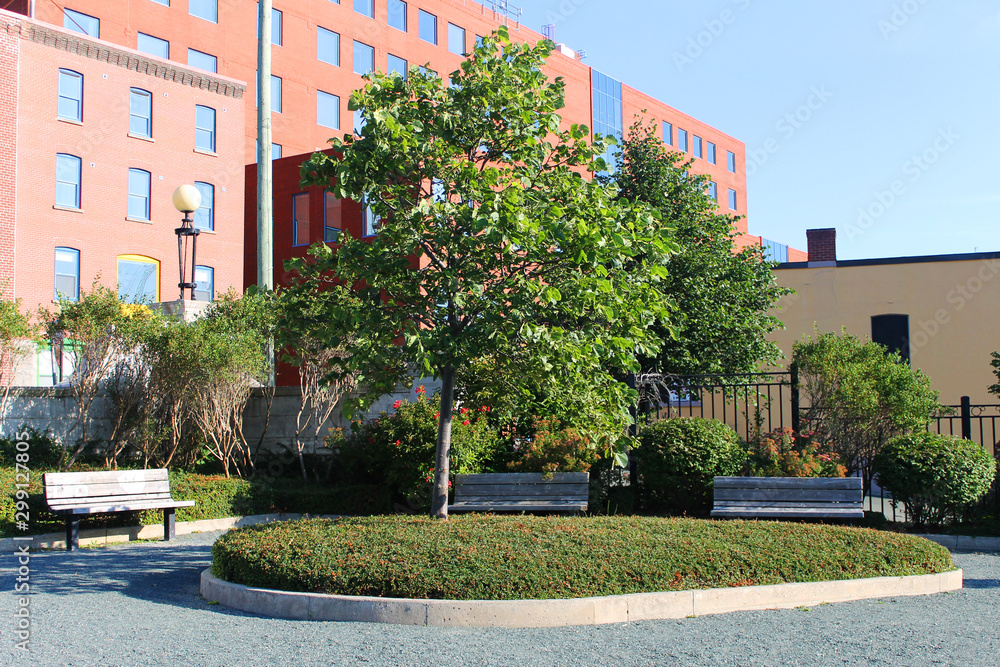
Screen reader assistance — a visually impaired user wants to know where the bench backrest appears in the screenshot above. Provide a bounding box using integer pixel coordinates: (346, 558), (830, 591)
(44, 469), (175, 511)
(453, 472), (589, 504)
(713, 476), (863, 508)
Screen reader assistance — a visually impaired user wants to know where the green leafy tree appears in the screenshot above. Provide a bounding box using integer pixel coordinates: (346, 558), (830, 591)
(793, 330), (941, 492)
(989, 351), (1000, 399)
(608, 119), (790, 377)
(287, 28), (676, 518)
(0, 285), (39, 421)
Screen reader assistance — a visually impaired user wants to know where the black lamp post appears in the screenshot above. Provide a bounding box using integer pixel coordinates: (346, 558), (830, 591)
(172, 184), (202, 300)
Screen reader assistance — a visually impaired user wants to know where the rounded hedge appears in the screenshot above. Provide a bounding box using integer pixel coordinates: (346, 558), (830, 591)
(211, 515), (953, 601)
(873, 432), (997, 527)
(636, 417), (745, 515)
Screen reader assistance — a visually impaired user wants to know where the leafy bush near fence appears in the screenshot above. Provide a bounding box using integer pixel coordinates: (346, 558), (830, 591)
(636, 417), (745, 515)
(745, 428), (847, 478)
(506, 417), (603, 474)
(212, 515), (954, 600)
(873, 432), (997, 527)
(0, 427), (66, 469)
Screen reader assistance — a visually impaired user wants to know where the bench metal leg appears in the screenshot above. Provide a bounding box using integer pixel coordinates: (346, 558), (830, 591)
(164, 508), (176, 541)
(66, 518), (79, 551)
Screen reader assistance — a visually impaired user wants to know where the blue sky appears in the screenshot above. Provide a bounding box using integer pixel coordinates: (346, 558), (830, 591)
(511, 0), (1000, 260)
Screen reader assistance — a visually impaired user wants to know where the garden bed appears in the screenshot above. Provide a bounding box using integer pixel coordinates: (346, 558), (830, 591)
(211, 514), (954, 600)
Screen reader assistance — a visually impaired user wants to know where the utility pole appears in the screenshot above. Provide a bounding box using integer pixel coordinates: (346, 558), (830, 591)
(258, 0), (275, 387)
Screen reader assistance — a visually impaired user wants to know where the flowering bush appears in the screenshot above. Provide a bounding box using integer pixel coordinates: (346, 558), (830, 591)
(329, 388), (502, 509)
(745, 428), (847, 478)
(506, 417), (602, 474)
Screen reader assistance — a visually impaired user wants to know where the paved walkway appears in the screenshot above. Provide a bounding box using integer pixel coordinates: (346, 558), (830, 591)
(5, 529), (1000, 666)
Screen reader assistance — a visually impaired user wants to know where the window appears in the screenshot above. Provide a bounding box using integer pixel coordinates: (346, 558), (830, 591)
(137, 33), (169, 59)
(129, 89), (152, 138)
(57, 69), (83, 122)
(55, 154), (81, 209)
(194, 182), (214, 231)
(707, 142), (717, 165)
(117, 255), (159, 304)
(317, 27), (340, 66)
(128, 169), (151, 220)
(475, 34), (484, 49)
(693, 135), (703, 159)
(256, 73), (283, 112)
(728, 188), (737, 211)
(193, 266), (214, 302)
(255, 141), (282, 161)
(54, 248), (80, 302)
(324, 191), (341, 242)
(419, 10), (437, 44)
(678, 129), (688, 153)
(707, 181), (717, 202)
(388, 0), (406, 31)
(448, 23), (465, 55)
(150, 0), (169, 5)
(727, 150), (736, 173)
(662, 121), (672, 146)
(872, 314), (910, 363)
(317, 91), (339, 129)
(353, 41), (374, 75)
(387, 54), (407, 79)
(292, 193), (310, 246)
(196, 105), (216, 152)
(187, 48), (217, 72)
(362, 196), (379, 236)
(591, 70), (623, 174)
(354, 0), (373, 18)
(189, 0), (217, 23)
(63, 9), (99, 37)
(257, 5), (282, 45)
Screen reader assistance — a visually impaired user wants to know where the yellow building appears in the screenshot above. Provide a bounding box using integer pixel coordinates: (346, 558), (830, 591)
(770, 229), (1000, 406)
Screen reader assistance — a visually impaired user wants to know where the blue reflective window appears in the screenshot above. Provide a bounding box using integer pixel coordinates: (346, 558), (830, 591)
(189, 0), (217, 23)
(257, 6), (282, 44)
(187, 48), (217, 72)
(324, 191), (341, 242)
(353, 41), (374, 75)
(419, 10), (437, 44)
(448, 23), (465, 55)
(293, 192), (310, 246)
(707, 142), (717, 165)
(57, 69), (83, 122)
(54, 247), (80, 302)
(127, 169), (151, 220)
(318, 27), (340, 66)
(354, 0), (374, 18)
(693, 135), (703, 159)
(255, 141), (282, 162)
(193, 265), (214, 302)
(194, 182), (214, 231)
(129, 88), (152, 138)
(388, 0), (406, 31)
(55, 154), (81, 209)
(317, 91), (340, 129)
(707, 181), (717, 202)
(727, 150), (737, 173)
(137, 32), (169, 59)
(678, 129), (688, 153)
(662, 122), (672, 146)
(256, 73), (282, 112)
(63, 9), (99, 36)
(591, 70), (623, 174)
(728, 189), (737, 211)
(387, 54), (407, 79)
(195, 105), (215, 152)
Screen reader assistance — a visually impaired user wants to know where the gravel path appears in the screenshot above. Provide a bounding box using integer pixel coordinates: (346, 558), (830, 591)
(5, 529), (999, 667)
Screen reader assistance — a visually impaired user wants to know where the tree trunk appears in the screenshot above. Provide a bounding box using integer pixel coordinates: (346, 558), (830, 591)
(431, 365), (455, 519)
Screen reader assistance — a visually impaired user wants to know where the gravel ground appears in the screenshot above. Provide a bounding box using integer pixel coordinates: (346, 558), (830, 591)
(5, 529), (999, 667)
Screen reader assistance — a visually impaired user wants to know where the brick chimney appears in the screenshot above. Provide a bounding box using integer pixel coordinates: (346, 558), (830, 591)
(806, 228), (837, 264)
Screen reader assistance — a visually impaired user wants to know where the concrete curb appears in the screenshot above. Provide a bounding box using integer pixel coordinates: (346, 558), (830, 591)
(914, 533), (1000, 552)
(199, 568), (964, 628)
(0, 513), (341, 551)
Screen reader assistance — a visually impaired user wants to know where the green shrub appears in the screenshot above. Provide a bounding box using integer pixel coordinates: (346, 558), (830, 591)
(636, 417), (745, 515)
(0, 426), (65, 469)
(506, 417), (603, 474)
(211, 515), (954, 600)
(873, 432), (996, 527)
(745, 428), (846, 478)
(330, 390), (503, 508)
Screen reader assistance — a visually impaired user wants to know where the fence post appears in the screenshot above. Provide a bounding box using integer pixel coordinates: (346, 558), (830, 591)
(961, 396), (972, 441)
(790, 363), (800, 433)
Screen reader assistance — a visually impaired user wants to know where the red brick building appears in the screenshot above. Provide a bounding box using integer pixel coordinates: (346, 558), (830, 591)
(0, 8), (246, 383)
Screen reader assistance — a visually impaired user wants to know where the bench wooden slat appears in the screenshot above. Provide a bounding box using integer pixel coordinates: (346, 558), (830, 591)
(713, 476), (862, 490)
(713, 489), (863, 502)
(43, 469), (170, 485)
(455, 483), (589, 496)
(453, 472), (589, 485)
(711, 476), (864, 521)
(450, 502), (589, 511)
(712, 500), (863, 508)
(449, 472), (588, 513)
(52, 500), (196, 515)
(47, 492), (178, 507)
(45, 481), (173, 499)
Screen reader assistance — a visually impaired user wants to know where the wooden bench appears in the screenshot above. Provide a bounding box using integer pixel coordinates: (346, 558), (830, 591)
(448, 472), (589, 513)
(43, 469), (195, 551)
(710, 476), (864, 520)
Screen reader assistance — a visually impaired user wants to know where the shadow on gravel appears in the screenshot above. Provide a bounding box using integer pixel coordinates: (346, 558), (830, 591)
(25, 540), (230, 611)
(961, 578), (1000, 589)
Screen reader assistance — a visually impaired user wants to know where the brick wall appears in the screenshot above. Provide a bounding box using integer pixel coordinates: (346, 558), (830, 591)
(806, 228), (837, 263)
(0, 14), (19, 294)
